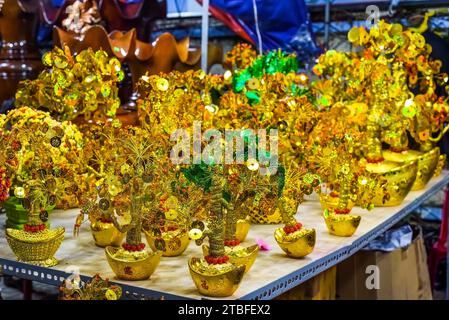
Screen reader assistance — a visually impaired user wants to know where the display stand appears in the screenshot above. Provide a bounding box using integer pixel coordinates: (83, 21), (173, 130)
(1, 172), (449, 300)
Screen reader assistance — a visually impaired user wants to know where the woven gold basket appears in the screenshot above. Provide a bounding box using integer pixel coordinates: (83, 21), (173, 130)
(248, 197), (282, 224)
(5, 227), (65, 267)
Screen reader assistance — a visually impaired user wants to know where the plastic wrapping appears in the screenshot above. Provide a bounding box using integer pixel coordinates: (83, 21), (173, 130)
(363, 224), (413, 252)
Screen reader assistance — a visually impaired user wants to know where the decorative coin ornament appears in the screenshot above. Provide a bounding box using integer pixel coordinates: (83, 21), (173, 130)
(142, 173), (153, 183)
(188, 228), (203, 240)
(165, 209), (178, 221)
(48, 194), (57, 206)
(156, 78), (169, 91)
(247, 78), (260, 90)
(39, 211), (49, 223)
(154, 238), (166, 251)
(191, 220), (205, 231)
(50, 136), (62, 148)
(105, 289), (117, 300)
(99, 198), (110, 211)
(14, 187), (25, 198)
(7, 149), (15, 160)
(246, 159), (259, 171)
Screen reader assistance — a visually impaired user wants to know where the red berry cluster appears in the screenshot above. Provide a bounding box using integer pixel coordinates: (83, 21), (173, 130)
(24, 224), (45, 233)
(224, 239), (240, 247)
(366, 157), (384, 164)
(0, 168), (12, 202)
(98, 217), (112, 223)
(329, 191), (339, 198)
(11, 140), (21, 151)
(122, 243), (145, 252)
(334, 208), (351, 214)
(283, 222), (302, 234)
(162, 225), (178, 232)
(205, 255), (229, 265)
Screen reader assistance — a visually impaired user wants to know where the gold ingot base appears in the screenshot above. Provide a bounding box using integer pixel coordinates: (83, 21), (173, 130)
(324, 214), (361, 237)
(91, 221), (125, 248)
(383, 148), (440, 191)
(319, 194), (355, 212)
(5, 227), (65, 267)
(105, 247), (162, 281)
(274, 228), (315, 258)
(434, 154), (446, 178)
(365, 160), (417, 206)
(235, 217), (251, 242)
(188, 257), (245, 297)
(144, 229), (190, 257)
(202, 244), (259, 273)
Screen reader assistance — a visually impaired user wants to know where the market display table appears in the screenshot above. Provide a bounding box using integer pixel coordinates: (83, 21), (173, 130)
(1, 172), (449, 300)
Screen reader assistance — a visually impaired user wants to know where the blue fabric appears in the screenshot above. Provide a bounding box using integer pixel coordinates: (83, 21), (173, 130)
(52, 0), (64, 6)
(210, 0), (320, 62)
(362, 225), (414, 252)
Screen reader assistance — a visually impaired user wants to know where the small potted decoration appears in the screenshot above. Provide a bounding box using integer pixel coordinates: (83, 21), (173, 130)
(306, 104), (378, 236)
(214, 47), (318, 222)
(74, 126), (126, 247)
(0, 107), (85, 215)
(274, 167), (317, 258)
(76, 125), (163, 280)
(143, 162), (201, 257)
(0, 119), (79, 266)
(185, 165), (245, 297)
(59, 274), (122, 300)
(196, 163), (261, 273)
(15, 46), (123, 123)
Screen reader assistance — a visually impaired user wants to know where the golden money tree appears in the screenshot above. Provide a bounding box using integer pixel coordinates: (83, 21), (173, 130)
(136, 70), (225, 135)
(15, 46), (123, 121)
(306, 104), (378, 213)
(75, 125), (167, 253)
(312, 20), (448, 160)
(0, 112), (80, 231)
(0, 107), (85, 211)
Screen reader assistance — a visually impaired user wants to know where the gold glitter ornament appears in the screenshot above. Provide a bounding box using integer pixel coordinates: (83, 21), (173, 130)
(15, 46), (123, 122)
(188, 228), (203, 240)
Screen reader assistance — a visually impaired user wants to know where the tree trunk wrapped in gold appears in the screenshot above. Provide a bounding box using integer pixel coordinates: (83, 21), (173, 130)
(187, 166), (245, 298)
(203, 165), (260, 274)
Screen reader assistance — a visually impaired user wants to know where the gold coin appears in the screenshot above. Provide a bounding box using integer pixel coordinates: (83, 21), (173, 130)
(247, 78), (260, 90)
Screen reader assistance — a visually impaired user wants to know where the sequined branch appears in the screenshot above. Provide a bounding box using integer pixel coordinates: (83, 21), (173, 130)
(208, 171), (227, 257)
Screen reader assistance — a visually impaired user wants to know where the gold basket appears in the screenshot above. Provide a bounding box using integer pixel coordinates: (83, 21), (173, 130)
(188, 257), (245, 297)
(248, 198), (282, 224)
(324, 214), (361, 237)
(105, 246), (162, 281)
(91, 221), (125, 247)
(5, 227), (65, 267)
(434, 154), (446, 178)
(274, 228), (316, 258)
(383, 147), (440, 191)
(365, 160), (417, 207)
